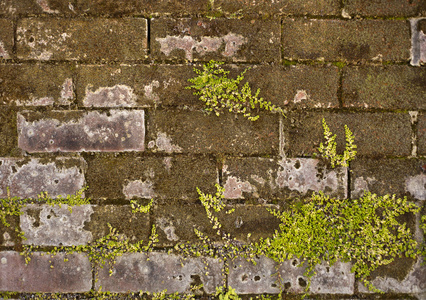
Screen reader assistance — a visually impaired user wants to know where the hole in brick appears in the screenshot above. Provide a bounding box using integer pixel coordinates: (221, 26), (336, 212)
(173, 275), (183, 281)
(241, 274), (248, 281)
(190, 275), (202, 287)
(49, 140), (54, 145)
(11, 166), (17, 173)
(294, 160), (301, 169)
(29, 36), (34, 43)
(326, 267), (330, 272)
(318, 287), (321, 291)
(284, 282), (291, 290)
(288, 176), (293, 181)
(54, 179), (59, 184)
(254, 275), (261, 281)
(233, 265), (238, 269)
(271, 283), (277, 288)
(298, 277), (307, 287)
(292, 259), (298, 266)
(47, 215), (51, 219)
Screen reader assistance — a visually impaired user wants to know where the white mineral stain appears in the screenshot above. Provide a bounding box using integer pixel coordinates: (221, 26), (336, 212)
(143, 80), (160, 103)
(223, 176), (256, 199)
(0, 41), (10, 59)
(405, 174), (426, 200)
(84, 84), (137, 107)
(123, 180), (156, 199)
(154, 132), (182, 153)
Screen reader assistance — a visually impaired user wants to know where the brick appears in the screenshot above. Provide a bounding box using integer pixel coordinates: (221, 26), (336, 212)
(0, 0), (75, 16)
(0, 216), (19, 247)
(282, 19), (411, 62)
(151, 18), (281, 63)
(76, 64), (199, 108)
(215, 0), (340, 16)
(0, 19), (13, 59)
(0, 64), (75, 106)
(222, 158), (347, 200)
(147, 111), (279, 155)
(95, 252), (224, 294)
(285, 112), (412, 157)
(0, 251), (92, 292)
(86, 155), (218, 201)
(0, 107), (19, 157)
(342, 66), (426, 110)
(75, 0), (210, 16)
(17, 18), (148, 61)
(419, 113), (426, 155)
(0, 157), (85, 199)
(343, 0), (426, 17)
(17, 110), (145, 152)
(351, 158), (425, 200)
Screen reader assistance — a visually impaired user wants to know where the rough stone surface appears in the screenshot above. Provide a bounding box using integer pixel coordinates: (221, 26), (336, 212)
(21, 204), (93, 246)
(0, 216), (19, 247)
(222, 158), (347, 200)
(0, 157), (85, 199)
(151, 18), (281, 62)
(411, 19), (426, 66)
(351, 158), (426, 200)
(282, 19), (411, 62)
(0, 19), (13, 59)
(86, 155), (218, 201)
(0, 251), (92, 292)
(285, 112), (412, 157)
(147, 111), (279, 155)
(419, 113), (426, 155)
(216, 0), (340, 16)
(0, 107), (18, 157)
(342, 66), (426, 110)
(0, 0), (76, 16)
(96, 252), (224, 294)
(17, 110), (145, 152)
(343, 0), (426, 17)
(0, 64), (75, 106)
(17, 18), (148, 61)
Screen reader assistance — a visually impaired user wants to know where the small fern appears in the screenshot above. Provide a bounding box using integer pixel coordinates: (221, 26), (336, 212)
(187, 60), (285, 121)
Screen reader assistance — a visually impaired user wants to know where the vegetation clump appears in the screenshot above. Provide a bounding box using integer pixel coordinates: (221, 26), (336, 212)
(187, 60), (285, 121)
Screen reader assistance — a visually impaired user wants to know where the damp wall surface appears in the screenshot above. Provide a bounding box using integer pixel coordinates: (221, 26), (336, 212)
(0, 0), (425, 298)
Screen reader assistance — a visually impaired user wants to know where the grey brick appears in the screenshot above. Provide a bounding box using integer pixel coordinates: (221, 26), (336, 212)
(0, 19), (13, 59)
(96, 252), (224, 294)
(0, 251), (92, 292)
(0, 157), (85, 199)
(17, 18), (148, 61)
(17, 110), (145, 152)
(283, 19), (411, 62)
(151, 18), (281, 63)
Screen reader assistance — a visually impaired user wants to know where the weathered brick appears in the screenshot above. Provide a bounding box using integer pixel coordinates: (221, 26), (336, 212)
(0, 106), (19, 157)
(86, 155), (218, 201)
(0, 64), (75, 106)
(147, 111), (280, 155)
(0, 157), (85, 199)
(343, 0), (426, 17)
(411, 18), (426, 66)
(0, 19), (13, 59)
(0, 251), (91, 292)
(0, 216), (19, 247)
(342, 66), (426, 110)
(0, 0), (75, 16)
(151, 18), (281, 62)
(17, 110), (145, 152)
(17, 18), (148, 61)
(351, 158), (425, 200)
(222, 158), (347, 200)
(21, 204), (93, 246)
(216, 0), (340, 16)
(285, 112), (412, 157)
(96, 252), (224, 294)
(419, 113), (426, 155)
(282, 19), (411, 62)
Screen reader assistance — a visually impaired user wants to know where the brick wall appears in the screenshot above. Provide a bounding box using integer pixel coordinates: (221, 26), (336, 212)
(0, 0), (425, 298)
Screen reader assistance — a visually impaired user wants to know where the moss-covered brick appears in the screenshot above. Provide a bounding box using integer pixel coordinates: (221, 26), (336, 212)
(0, 64), (75, 106)
(342, 66), (426, 110)
(147, 110), (280, 155)
(285, 111), (412, 157)
(151, 18), (281, 63)
(17, 18), (148, 62)
(0, 19), (13, 59)
(343, 0), (426, 17)
(0, 215), (19, 248)
(86, 155), (218, 201)
(282, 18), (411, 62)
(215, 0), (340, 16)
(419, 113), (426, 156)
(351, 158), (426, 201)
(0, 106), (19, 157)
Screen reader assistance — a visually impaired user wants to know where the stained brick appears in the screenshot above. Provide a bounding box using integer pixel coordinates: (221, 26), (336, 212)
(0, 251), (92, 292)
(95, 252), (224, 294)
(351, 158), (425, 200)
(342, 66), (426, 110)
(216, 0), (340, 16)
(16, 18), (148, 61)
(282, 19), (411, 62)
(411, 19), (426, 66)
(222, 158), (347, 200)
(0, 19), (13, 59)
(343, 0), (426, 17)
(0, 64), (75, 106)
(17, 110), (145, 152)
(151, 18), (281, 62)
(285, 112), (412, 157)
(0, 106), (19, 157)
(0, 0), (75, 16)
(419, 113), (426, 155)
(147, 110), (280, 155)
(86, 155), (218, 201)
(0, 157), (85, 199)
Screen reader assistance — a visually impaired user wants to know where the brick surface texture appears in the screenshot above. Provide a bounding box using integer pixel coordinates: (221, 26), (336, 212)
(0, 0), (425, 298)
